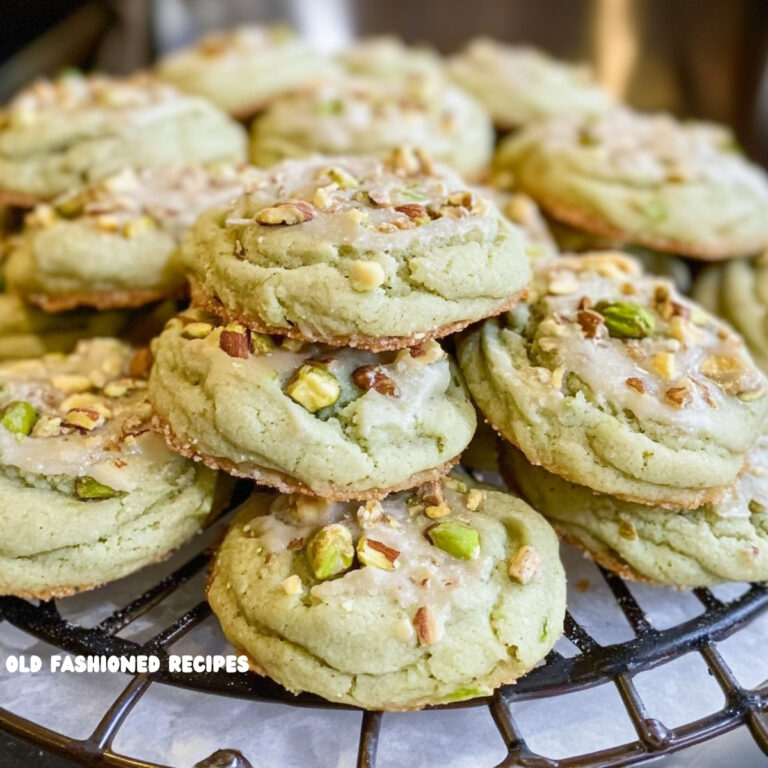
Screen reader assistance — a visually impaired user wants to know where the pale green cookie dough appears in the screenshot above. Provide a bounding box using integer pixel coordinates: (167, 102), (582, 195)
(458, 253), (768, 509)
(495, 109), (768, 260)
(5, 164), (263, 312)
(0, 293), (128, 360)
(249, 74), (493, 180)
(0, 338), (228, 598)
(156, 25), (336, 119)
(338, 36), (444, 80)
(185, 151), (529, 350)
(149, 309), (476, 499)
(0, 72), (247, 202)
(448, 38), (613, 129)
(207, 479), (565, 709)
(501, 439), (768, 587)
(693, 254), (768, 373)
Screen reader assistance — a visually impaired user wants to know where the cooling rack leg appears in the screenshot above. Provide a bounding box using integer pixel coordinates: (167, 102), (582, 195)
(356, 711), (382, 768)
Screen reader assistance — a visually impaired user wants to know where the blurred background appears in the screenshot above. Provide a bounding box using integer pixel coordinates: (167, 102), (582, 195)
(1, 0), (768, 162)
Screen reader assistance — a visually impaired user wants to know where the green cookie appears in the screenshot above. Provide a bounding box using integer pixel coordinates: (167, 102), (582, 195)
(458, 252), (768, 509)
(184, 151), (529, 349)
(501, 439), (768, 587)
(207, 478), (565, 709)
(494, 109), (768, 259)
(149, 309), (476, 499)
(249, 73), (493, 180)
(448, 38), (613, 129)
(156, 25), (336, 120)
(0, 338), (229, 598)
(0, 72), (247, 201)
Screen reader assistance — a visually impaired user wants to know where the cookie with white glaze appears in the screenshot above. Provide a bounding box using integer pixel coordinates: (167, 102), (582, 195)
(5, 164), (263, 312)
(693, 254), (768, 373)
(458, 252), (768, 509)
(0, 72), (247, 203)
(448, 38), (613, 130)
(249, 74), (493, 180)
(0, 339), (229, 598)
(185, 150), (529, 350)
(207, 479), (565, 710)
(149, 309), (476, 499)
(494, 109), (768, 260)
(501, 439), (768, 587)
(156, 25), (336, 120)
(338, 36), (444, 80)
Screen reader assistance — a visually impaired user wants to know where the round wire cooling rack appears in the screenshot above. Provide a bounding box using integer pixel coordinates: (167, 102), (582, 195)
(1, 488), (768, 768)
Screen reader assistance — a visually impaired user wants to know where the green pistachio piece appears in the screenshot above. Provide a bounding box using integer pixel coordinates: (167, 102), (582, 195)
(285, 364), (341, 413)
(357, 536), (400, 570)
(306, 524), (354, 580)
(250, 333), (275, 356)
(325, 167), (359, 189)
(75, 476), (118, 500)
(54, 191), (87, 218)
(426, 521), (480, 560)
(316, 99), (344, 116)
(1, 401), (37, 436)
(749, 499), (766, 515)
(595, 301), (655, 339)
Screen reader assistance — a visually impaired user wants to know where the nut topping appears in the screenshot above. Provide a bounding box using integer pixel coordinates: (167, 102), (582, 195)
(1, 401), (37, 436)
(352, 365), (400, 397)
(625, 377), (646, 394)
(413, 606), (439, 646)
(255, 200), (314, 226)
(357, 536), (400, 570)
(576, 309), (605, 339)
(219, 326), (250, 359)
(305, 524), (354, 580)
(508, 545), (542, 584)
(427, 520), (480, 560)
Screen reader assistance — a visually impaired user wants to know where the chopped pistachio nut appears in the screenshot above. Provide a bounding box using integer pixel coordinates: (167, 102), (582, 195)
(396, 340), (445, 367)
(182, 322), (213, 340)
(305, 524), (354, 580)
(219, 326), (250, 359)
(281, 574), (303, 595)
(357, 536), (400, 570)
(444, 476), (468, 493)
(281, 338), (305, 353)
(465, 489), (486, 512)
(75, 476), (118, 500)
(652, 352), (676, 380)
(31, 415), (62, 438)
(749, 499), (766, 515)
(356, 499), (383, 527)
(508, 545), (542, 584)
(103, 378), (146, 398)
(255, 201), (313, 226)
(350, 260), (385, 292)
(427, 520), (480, 560)
(250, 333), (275, 356)
(325, 167), (358, 189)
(596, 301), (655, 339)
(289, 495), (329, 523)
(1, 401), (37, 436)
(413, 605), (439, 645)
(63, 408), (104, 431)
(285, 364), (341, 412)
(394, 617), (415, 643)
(618, 518), (638, 540)
(122, 216), (156, 238)
(51, 374), (92, 394)
(60, 393), (111, 419)
(424, 503), (451, 519)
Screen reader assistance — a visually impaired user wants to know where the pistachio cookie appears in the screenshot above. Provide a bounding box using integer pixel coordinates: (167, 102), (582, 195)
(0, 338), (228, 598)
(491, 190), (558, 262)
(457, 253), (768, 509)
(185, 151), (528, 350)
(338, 36), (444, 80)
(207, 479), (565, 709)
(693, 255), (768, 372)
(249, 74), (493, 180)
(149, 309), (476, 499)
(156, 25), (335, 120)
(0, 72), (247, 204)
(0, 293), (127, 360)
(495, 109), (768, 260)
(5, 164), (263, 312)
(448, 38), (613, 130)
(501, 440), (768, 587)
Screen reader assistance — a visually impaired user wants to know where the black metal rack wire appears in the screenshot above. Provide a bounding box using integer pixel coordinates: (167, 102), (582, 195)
(1, 500), (767, 768)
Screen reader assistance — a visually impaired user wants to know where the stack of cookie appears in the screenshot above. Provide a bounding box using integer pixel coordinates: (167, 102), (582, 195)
(146, 147), (567, 708)
(459, 252), (768, 587)
(0, 70), (251, 596)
